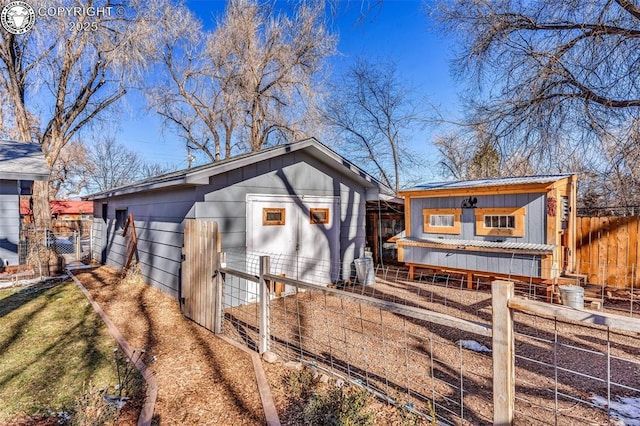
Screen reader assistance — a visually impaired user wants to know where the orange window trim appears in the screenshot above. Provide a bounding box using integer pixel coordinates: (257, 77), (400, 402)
(310, 208), (329, 224)
(263, 208), (286, 226)
(422, 208), (461, 235)
(475, 207), (526, 237)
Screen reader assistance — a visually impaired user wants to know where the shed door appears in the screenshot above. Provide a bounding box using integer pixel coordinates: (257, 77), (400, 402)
(247, 195), (340, 287)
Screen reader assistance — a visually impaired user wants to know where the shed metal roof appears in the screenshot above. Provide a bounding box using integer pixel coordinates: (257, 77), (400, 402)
(403, 174), (574, 193)
(85, 138), (391, 200)
(400, 236), (555, 253)
(0, 139), (49, 181)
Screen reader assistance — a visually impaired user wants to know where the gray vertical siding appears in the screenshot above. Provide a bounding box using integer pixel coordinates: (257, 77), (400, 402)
(411, 192), (547, 244)
(0, 180), (19, 265)
(408, 192), (547, 277)
(403, 246), (542, 278)
(94, 150), (372, 299)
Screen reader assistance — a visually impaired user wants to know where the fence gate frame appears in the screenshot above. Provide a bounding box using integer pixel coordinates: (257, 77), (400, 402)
(181, 219), (221, 331)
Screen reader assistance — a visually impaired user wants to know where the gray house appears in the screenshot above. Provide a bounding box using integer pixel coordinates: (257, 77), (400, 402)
(86, 138), (387, 302)
(0, 140), (49, 266)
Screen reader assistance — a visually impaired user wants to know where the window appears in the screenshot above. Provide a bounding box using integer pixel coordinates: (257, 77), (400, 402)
(263, 208), (285, 226)
(310, 208), (329, 224)
(430, 214), (455, 228)
(423, 208), (461, 235)
(475, 207), (525, 237)
(483, 215), (515, 229)
(115, 208), (128, 230)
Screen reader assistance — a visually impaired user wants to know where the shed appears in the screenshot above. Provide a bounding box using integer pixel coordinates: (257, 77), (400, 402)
(397, 174), (578, 285)
(0, 139), (49, 266)
(86, 138), (387, 302)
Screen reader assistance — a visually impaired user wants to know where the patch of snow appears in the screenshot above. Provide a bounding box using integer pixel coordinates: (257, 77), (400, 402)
(457, 340), (491, 353)
(591, 394), (640, 425)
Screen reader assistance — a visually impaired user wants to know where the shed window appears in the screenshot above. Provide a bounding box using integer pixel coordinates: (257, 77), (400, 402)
(115, 208), (128, 230)
(475, 207), (525, 237)
(310, 208), (329, 224)
(422, 208), (461, 235)
(483, 215), (515, 229)
(263, 208), (285, 226)
(430, 214), (455, 228)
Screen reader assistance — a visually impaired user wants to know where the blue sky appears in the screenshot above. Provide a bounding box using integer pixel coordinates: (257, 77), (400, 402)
(115, 0), (460, 176)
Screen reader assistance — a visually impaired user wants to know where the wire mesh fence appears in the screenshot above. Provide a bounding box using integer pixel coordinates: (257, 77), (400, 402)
(12, 226), (90, 277)
(216, 250), (640, 425)
(374, 260), (640, 318)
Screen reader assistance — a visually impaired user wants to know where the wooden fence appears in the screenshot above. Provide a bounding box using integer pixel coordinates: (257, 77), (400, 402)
(575, 216), (640, 288)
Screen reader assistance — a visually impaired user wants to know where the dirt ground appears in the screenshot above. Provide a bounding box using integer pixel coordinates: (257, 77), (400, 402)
(73, 266), (430, 426)
(72, 265), (640, 425)
(74, 266), (265, 426)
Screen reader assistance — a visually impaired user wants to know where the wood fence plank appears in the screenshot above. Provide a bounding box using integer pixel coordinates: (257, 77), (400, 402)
(619, 217), (630, 288)
(607, 217), (617, 286)
(575, 216), (640, 289)
(630, 217), (640, 291)
(181, 219), (219, 332)
(589, 217), (600, 283)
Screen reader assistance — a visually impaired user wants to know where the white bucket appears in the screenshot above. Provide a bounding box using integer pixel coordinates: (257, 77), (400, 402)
(558, 285), (584, 309)
(354, 257), (375, 285)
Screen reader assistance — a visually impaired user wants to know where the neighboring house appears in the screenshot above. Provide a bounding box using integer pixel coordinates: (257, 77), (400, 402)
(85, 138), (389, 302)
(20, 199), (94, 222)
(397, 174), (578, 286)
(0, 139), (49, 266)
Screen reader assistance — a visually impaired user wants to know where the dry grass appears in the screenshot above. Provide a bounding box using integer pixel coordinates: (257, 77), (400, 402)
(0, 280), (133, 424)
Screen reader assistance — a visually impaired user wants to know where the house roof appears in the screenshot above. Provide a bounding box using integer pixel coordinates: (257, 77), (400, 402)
(20, 199), (94, 215)
(0, 139), (49, 181)
(85, 138), (391, 200)
(400, 174), (576, 197)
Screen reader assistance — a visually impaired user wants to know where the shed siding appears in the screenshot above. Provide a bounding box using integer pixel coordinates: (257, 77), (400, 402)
(94, 150), (371, 298)
(406, 192), (547, 278)
(96, 187), (198, 298)
(411, 192), (546, 244)
(0, 180), (19, 265)
(403, 246), (543, 278)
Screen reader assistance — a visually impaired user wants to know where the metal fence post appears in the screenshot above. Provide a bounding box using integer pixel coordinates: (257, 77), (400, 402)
(492, 280), (515, 425)
(214, 251), (226, 334)
(75, 231), (81, 261)
(259, 255), (271, 354)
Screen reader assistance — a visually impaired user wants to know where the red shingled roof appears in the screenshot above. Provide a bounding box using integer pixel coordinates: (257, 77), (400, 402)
(20, 199), (94, 215)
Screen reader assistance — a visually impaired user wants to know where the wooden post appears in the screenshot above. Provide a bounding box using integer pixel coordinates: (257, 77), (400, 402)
(214, 251), (226, 334)
(492, 280), (515, 425)
(372, 212), (379, 264)
(259, 255), (271, 354)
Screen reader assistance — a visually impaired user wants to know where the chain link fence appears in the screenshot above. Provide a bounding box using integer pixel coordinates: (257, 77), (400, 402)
(17, 221), (92, 276)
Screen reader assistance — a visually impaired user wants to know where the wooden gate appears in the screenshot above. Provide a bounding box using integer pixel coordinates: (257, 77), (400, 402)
(181, 219), (220, 331)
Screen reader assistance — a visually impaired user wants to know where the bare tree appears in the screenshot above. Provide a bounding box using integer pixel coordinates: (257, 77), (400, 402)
(323, 58), (426, 193)
(431, 0), (640, 204)
(50, 141), (89, 199)
(150, 7), (233, 162)
(0, 0), (182, 228)
(151, 0), (336, 161)
(85, 137), (143, 192)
